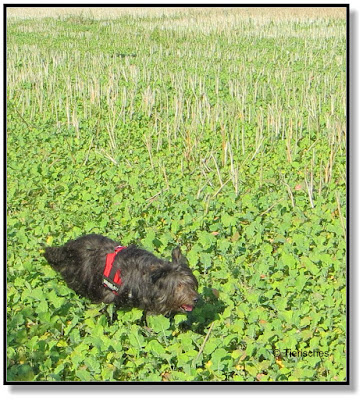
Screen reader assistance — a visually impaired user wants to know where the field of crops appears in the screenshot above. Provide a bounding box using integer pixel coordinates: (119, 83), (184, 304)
(6, 7), (347, 382)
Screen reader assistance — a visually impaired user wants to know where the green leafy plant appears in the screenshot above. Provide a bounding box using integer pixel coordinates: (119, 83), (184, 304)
(7, 8), (346, 382)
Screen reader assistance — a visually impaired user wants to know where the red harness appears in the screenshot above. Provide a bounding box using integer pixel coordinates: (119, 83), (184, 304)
(102, 246), (127, 294)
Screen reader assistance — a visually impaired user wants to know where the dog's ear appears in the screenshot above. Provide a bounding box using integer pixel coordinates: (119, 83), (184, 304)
(171, 247), (189, 266)
(151, 267), (171, 284)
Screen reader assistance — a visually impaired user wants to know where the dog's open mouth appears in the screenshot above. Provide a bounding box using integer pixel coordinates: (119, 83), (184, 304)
(180, 304), (194, 312)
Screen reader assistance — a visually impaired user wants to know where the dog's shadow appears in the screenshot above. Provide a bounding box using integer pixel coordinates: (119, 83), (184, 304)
(175, 287), (226, 334)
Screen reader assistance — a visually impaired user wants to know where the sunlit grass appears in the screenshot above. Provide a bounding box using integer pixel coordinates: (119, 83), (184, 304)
(7, 7), (346, 203)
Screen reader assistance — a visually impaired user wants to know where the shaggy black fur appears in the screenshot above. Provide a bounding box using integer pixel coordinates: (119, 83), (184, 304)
(44, 234), (199, 315)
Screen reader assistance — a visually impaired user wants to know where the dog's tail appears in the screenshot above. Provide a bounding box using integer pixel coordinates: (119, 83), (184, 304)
(44, 246), (69, 270)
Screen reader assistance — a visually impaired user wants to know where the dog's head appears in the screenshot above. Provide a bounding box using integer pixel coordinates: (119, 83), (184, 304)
(149, 247), (199, 315)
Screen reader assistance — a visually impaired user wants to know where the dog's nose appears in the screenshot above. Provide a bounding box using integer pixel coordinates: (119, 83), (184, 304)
(193, 296), (199, 304)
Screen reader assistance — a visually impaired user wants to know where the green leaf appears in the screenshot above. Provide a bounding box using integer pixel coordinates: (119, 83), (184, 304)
(203, 338), (220, 355)
(198, 231), (216, 249)
(147, 315), (170, 334)
(128, 325), (145, 349)
(76, 368), (92, 381)
(295, 273), (308, 292)
(281, 252), (296, 268)
(47, 291), (65, 309)
(121, 308), (144, 322)
(245, 364), (258, 377)
(221, 214), (237, 227)
(145, 339), (165, 356)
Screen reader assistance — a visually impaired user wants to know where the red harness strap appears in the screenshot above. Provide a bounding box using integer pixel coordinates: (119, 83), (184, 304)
(103, 246), (127, 294)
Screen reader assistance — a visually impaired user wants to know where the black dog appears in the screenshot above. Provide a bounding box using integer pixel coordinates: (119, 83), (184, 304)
(44, 234), (199, 315)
